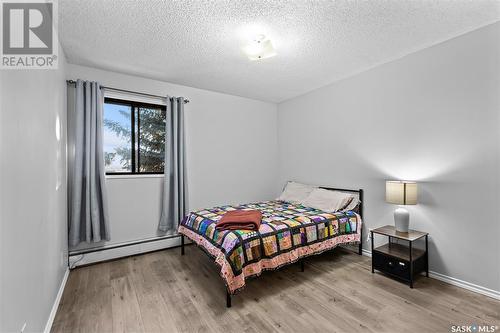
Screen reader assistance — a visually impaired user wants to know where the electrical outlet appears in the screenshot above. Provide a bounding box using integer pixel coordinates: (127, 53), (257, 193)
(20, 322), (26, 333)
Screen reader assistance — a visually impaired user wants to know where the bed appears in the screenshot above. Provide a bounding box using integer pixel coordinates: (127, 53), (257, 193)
(178, 187), (363, 307)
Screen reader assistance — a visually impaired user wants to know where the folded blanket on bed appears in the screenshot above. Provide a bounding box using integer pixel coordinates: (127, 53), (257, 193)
(215, 210), (262, 231)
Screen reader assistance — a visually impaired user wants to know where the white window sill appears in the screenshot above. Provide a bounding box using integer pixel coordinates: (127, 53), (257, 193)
(106, 174), (164, 180)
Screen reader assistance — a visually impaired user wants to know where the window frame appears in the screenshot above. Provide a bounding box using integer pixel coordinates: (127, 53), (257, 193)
(103, 97), (167, 176)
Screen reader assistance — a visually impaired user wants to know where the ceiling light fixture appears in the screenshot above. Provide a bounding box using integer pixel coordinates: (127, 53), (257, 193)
(243, 34), (276, 61)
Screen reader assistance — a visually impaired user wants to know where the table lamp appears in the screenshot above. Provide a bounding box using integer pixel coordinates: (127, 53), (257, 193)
(385, 181), (417, 232)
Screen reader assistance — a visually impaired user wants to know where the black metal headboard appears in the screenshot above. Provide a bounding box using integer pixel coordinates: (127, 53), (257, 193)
(318, 186), (364, 256)
(319, 186), (364, 219)
(281, 182), (364, 218)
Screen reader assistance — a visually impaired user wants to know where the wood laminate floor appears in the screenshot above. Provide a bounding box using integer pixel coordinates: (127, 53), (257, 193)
(52, 245), (500, 333)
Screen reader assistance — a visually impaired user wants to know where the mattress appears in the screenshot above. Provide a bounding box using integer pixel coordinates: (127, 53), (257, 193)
(178, 200), (362, 294)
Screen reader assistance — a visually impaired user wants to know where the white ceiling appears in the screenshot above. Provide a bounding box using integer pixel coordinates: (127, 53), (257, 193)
(59, 0), (500, 103)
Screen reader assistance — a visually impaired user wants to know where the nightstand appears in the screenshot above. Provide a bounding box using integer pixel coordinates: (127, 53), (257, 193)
(370, 225), (429, 288)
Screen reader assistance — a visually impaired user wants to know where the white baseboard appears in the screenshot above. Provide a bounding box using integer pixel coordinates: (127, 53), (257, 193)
(360, 249), (500, 300)
(428, 271), (500, 300)
(44, 268), (69, 333)
(69, 236), (182, 267)
(362, 248), (372, 257)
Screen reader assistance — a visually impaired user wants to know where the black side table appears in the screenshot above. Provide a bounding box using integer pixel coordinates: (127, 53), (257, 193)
(371, 225), (429, 288)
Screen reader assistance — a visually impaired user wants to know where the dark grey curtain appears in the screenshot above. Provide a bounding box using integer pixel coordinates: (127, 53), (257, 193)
(159, 97), (188, 233)
(68, 80), (110, 247)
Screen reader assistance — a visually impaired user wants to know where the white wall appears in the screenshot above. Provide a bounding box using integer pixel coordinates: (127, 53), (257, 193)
(67, 64), (279, 251)
(277, 23), (500, 293)
(0, 54), (68, 331)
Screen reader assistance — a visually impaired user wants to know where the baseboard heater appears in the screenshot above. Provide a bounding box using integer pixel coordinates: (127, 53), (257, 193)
(69, 234), (187, 267)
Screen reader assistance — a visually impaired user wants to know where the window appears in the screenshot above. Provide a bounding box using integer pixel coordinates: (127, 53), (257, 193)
(103, 98), (166, 174)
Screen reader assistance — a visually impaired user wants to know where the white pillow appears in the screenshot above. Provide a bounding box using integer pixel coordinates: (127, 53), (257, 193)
(342, 194), (359, 211)
(302, 188), (355, 212)
(277, 182), (316, 204)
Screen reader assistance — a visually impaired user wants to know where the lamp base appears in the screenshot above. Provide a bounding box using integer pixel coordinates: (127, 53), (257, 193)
(394, 207), (409, 232)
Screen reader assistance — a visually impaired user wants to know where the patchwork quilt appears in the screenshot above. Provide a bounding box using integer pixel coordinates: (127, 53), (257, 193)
(178, 200), (362, 294)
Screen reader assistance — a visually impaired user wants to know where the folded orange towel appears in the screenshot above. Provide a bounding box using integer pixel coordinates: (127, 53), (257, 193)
(215, 210), (262, 231)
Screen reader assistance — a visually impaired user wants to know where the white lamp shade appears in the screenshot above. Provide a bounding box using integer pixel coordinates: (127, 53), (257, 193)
(386, 181), (417, 205)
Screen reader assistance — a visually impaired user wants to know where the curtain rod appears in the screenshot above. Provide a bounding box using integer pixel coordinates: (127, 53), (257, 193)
(66, 80), (190, 104)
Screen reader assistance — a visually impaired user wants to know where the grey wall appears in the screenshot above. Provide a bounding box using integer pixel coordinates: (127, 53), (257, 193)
(277, 23), (500, 292)
(0, 54), (68, 331)
(67, 64), (279, 251)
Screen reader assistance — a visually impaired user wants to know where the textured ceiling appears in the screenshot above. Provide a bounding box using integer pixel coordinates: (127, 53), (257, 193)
(59, 0), (500, 102)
